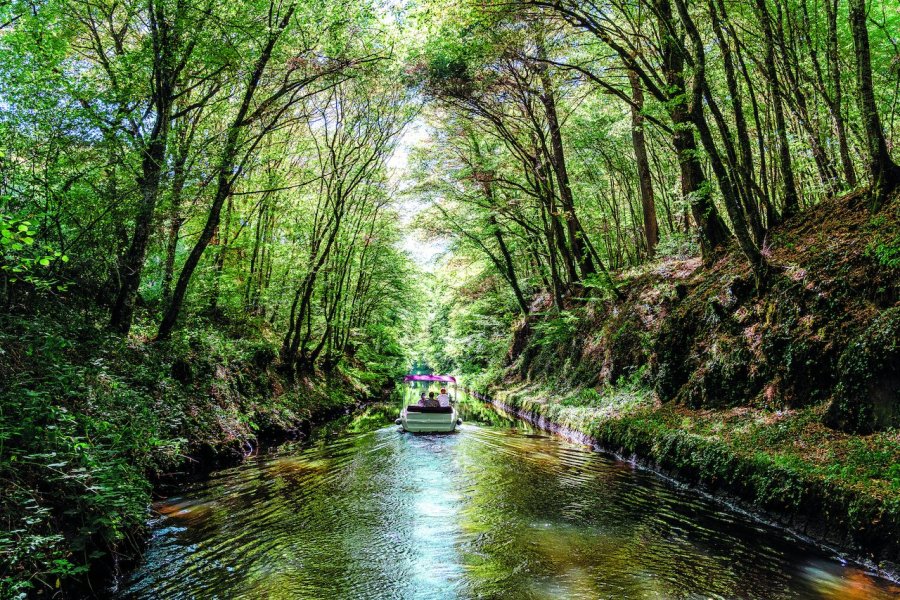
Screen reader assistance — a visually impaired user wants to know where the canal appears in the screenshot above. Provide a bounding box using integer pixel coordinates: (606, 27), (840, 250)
(119, 391), (899, 599)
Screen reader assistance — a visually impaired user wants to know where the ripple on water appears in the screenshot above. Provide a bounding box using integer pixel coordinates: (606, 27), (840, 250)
(120, 394), (900, 600)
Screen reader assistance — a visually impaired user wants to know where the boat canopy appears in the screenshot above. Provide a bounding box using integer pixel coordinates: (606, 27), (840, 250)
(403, 374), (457, 383)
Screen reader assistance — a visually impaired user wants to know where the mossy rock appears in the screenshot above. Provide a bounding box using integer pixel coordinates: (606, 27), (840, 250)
(826, 306), (900, 433)
(605, 314), (647, 382)
(682, 336), (757, 408)
(651, 312), (696, 400)
(251, 342), (278, 368)
(759, 290), (840, 408)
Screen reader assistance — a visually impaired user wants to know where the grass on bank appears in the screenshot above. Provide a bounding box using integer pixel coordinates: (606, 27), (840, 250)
(490, 373), (900, 506)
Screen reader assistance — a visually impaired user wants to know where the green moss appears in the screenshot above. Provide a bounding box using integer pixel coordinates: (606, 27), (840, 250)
(826, 307), (900, 433)
(477, 375), (900, 569)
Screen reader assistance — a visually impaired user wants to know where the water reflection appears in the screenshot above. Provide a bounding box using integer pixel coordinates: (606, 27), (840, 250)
(120, 391), (899, 599)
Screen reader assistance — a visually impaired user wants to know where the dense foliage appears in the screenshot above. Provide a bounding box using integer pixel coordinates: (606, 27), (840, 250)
(409, 0), (900, 384)
(0, 0), (421, 595)
(1, 0), (899, 595)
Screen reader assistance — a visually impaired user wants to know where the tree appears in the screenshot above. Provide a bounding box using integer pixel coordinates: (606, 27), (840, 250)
(280, 77), (411, 373)
(156, 1), (378, 339)
(848, 0), (900, 209)
(109, 0), (211, 334)
(753, 0), (800, 220)
(628, 69), (659, 256)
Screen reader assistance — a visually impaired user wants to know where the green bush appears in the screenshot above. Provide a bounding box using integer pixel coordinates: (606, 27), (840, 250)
(530, 311), (579, 347)
(655, 232), (701, 260)
(868, 235), (900, 269)
(0, 213), (69, 304)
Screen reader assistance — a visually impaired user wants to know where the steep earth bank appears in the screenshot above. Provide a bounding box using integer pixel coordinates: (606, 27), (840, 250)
(471, 192), (900, 577)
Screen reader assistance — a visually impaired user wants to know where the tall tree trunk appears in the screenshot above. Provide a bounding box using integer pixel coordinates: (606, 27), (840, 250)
(538, 198), (566, 308)
(711, 0), (766, 243)
(734, 39), (780, 227)
(489, 213), (530, 315)
(776, 0), (840, 194)
(754, 0), (800, 219)
(848, 0), (900, 209)
(157, 156), (232, 339)
(674, 0), (769, 286)
(286, 210), (342, 367)
(469, 135), (531, 314)
(655, 0), (730, 260)
(535, 53), (595, 279)
(628, 69), (659, 257)
(824, 0), (857, 188)
(480, 178), (530, 314)
(533, 149), (577, 287)
(109, 112), (168, 333)
(157, 5), (295, 340)
(110, 0), (189, 334)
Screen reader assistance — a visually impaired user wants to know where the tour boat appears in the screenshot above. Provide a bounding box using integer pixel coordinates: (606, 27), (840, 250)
(396, 374), (462, 433)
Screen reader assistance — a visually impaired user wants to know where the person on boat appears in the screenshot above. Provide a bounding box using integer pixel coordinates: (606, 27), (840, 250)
(417, 392), (427, 406)
(422, 391), (440, 408)
(437, 388), (451, 407)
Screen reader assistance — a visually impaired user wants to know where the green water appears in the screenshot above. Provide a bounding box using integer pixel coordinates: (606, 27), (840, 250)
(120, 391), (899, 599)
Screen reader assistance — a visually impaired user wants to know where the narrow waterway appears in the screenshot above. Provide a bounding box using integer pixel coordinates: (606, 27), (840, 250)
(120, 391), (899, 599)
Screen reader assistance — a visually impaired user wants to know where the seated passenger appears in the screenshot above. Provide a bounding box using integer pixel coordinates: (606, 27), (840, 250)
(417, 392), (427, 407)
(437, 388), (451, 407)
(423, 392), (440, 408)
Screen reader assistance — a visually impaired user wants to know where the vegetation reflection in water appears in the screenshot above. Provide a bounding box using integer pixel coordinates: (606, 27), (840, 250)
(121, 391), (899, 600)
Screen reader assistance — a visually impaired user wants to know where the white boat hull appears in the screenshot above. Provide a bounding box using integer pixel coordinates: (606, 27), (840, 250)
(399, 406), (460, 433)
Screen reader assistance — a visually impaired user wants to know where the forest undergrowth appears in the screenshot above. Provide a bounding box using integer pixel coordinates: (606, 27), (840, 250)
(0, 304), (394, 598)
